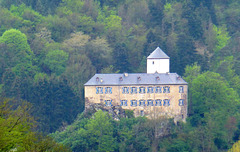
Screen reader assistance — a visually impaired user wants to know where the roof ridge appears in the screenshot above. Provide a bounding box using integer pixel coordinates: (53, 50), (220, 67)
(147, 47), (169, 59)
(85, 73), (187, 85)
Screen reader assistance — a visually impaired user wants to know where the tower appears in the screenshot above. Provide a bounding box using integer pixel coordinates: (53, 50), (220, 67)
(147, 47), (170, 74)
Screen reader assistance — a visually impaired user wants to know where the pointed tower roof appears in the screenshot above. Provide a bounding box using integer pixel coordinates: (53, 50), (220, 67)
(147, 47), (169, 59)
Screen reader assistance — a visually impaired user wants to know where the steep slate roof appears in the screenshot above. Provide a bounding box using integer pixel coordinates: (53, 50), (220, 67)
(84, 73), (187, 86)
(147, 47), (169, 59)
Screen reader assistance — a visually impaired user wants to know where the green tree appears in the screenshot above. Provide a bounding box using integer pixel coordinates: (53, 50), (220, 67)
(212, 25), (230, 53)
(214, 56), (240, 95)
(229, 140), (240, 152)
(86, 110), (116, 151)
(113, 43), (130, 72)
(0, 29), (33, 68)
(0, 29), (37, 98)
(43, 50), (69, 76)
(52, 111), (117, 151)
(45, 15), (73, 42)
(86, 37), (112, 72)
(190, 71), (239, 126)
(176, 33), (198, 75)
(183, 63), (201, 115)
(0, 98), (34, 151)
(0, 8), (23, 35)
(26, 76), (80, 133)
(189, 71), (239, 150)
(64, 54), (95, 108)
(0, 98), (72, 151)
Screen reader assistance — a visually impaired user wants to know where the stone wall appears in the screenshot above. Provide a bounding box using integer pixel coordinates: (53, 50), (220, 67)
(85, 84), (188, 123)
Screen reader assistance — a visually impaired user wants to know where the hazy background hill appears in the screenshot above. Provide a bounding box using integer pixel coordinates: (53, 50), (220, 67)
(0, 0), (240, 151)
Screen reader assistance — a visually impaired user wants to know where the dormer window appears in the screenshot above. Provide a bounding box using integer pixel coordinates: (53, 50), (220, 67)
(119, 77), (123, 81)
(96, 77), (99, 81)
(137, 77), (141, 81)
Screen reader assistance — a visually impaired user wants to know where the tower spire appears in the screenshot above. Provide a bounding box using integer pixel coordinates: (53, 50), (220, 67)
(147, 47), (170, 73)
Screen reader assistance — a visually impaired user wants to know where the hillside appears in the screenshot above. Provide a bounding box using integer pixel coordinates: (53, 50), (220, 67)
(0, 0), (240, 151)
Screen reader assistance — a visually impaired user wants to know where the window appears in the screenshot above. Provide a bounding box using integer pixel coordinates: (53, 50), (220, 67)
(155, 99), (162, 106)
(147, 87), (154, 93)
(131, 100), (137, 107)
(122, 87), (129, 94)
(179, 99), (184, 106)
(155, 87), (162, 93)
(96, 87), (103, 94)
(140, 110), (144, 116)
(120, 100), (128, 106)
(131, 87), (138, 94)
(163, 86), (170, 93)
(105, 100), (112, 106)
(139, 100), (146, 106)
(105, 87), (112, 94)
(163, 99), (170, 106)
(179, 86), (184, 93)
(147, 100), (154, 106)
(139, 87), (146, 94)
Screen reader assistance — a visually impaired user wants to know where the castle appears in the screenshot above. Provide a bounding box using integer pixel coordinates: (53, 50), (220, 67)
(84, 47), (188, 122)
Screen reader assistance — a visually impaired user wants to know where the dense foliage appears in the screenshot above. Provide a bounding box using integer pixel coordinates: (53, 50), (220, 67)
(0, 98), (71, 151)
(0, 0), (240, 151)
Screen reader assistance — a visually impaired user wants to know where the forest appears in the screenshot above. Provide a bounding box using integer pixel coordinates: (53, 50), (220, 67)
(0, 0), (240, 151)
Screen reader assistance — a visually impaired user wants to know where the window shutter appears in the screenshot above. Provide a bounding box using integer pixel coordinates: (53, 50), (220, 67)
(179, 86), (184, 93)
(110, 87), (112, 94)
(96, 87), (99, 94)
